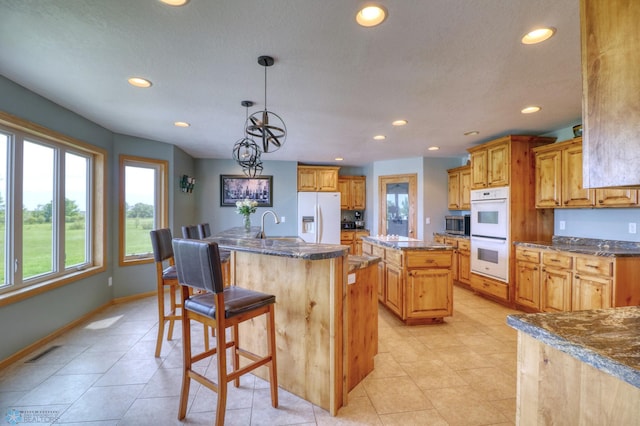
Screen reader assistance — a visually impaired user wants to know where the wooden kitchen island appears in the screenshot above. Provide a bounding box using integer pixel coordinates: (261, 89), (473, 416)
(206, 227), (380, 415)
(362, 236), (454, 325)
(507, 307), (640, 425)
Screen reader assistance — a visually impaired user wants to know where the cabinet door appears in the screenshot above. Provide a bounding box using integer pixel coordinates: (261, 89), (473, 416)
(562, 143), (596, 207)
(385, 263), (404, 317)
(487, 143), (509, 187)
(458, 249), (471, 285)
(470, 150), (487, 189)
(447, 171), (461, 210)
(297, 168), (317, 191)
(351, 177), (366, 210)
(515, 261), (541, 309)
(535, 149), (562, 208)
(460, 168), (472, 210)
(443, 238), (459, 281)
(541, 267), (572, 312)
(406, 269), (453, 318)
(338, 178), (350, 209)
(317, 168), (338, 191)
(595, 188), (638, 207)
(573, 274), (612, 310)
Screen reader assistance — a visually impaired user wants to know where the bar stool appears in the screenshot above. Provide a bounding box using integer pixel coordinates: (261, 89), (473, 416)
(181, 225), (199, 239)
(172, 238), (278, 425)
(197, 222), (211, 239)
(149, 228), (182, 357)
(197, 222), (231, 287)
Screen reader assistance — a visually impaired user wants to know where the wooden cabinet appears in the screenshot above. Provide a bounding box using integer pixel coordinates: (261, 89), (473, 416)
(581, 0), (640, 188)
(363, 239), (453, 324)
(342, 230), (369, 255)
(447, 165), (471, 210)
(297, 165), (339, 192)
(435, 234), (471, 286)
(514, 245), (640, 312)
(469, 139), (510, 189)
(338, 176), (366, 210)
(534, 138), (638, 209)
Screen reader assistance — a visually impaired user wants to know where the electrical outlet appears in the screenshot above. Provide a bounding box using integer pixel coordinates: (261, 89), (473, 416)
(425, 217), (431, 225)
(559, 221), (566, 230)
(629, 223), (637, 234)
(108, 277), (112, 287)
(281, 216), (285, 223)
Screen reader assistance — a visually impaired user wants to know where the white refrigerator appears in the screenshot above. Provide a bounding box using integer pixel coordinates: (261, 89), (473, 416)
(297, 192), (341, 244)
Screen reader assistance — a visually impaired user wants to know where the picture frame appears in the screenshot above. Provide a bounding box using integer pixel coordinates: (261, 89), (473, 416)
(220, 175), (273, 207)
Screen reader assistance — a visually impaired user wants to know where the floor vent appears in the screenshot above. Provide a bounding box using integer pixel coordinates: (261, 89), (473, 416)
(25, 345), (61, 363)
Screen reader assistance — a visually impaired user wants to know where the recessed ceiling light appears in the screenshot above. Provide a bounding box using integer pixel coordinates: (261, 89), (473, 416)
(174, 121), (190, 127)
(335, 157), (344, 161)
(373, 135), (386, 140)
(356, 5), (388, 27)
(521, 106), (542, 114)
(521, 27), (556, 44)
(464, 130), (480, 136)
(128, 77), (152, 88)
(159, 0), (189, 6)
(392, 119), (408, 126)
(428, 146), (440, 151)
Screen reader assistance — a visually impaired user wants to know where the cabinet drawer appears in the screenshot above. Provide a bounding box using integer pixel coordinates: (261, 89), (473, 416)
(542, 251), (573, 269)
(361, 243), (373, 255)
(443, 238), (459, 248)
(471, 274), (509, 300)
(457, 239), (470, 251)
(516, 247), (540, 263)
(576, 255), (613, 277)
(341, 231), (355, 240)
(406, 251), (452, 268)
(386, 249), (403, 267)
(372, 245), (385, 260)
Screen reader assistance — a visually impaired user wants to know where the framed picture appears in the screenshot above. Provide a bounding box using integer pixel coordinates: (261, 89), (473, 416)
(220, 175), (273, 207)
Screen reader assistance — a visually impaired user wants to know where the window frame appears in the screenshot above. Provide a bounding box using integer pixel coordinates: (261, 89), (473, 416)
(0, 111), (107, 306)
(118, 155), (168, 266)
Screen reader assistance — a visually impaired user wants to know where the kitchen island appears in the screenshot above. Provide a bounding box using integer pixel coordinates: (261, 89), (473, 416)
(205, 227), (380, 415)
(362, 236), (454, 325)
(507, 307), (640, 425)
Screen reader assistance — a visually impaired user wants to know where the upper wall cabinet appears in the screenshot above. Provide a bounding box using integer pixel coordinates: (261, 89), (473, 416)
(447, 165), (471, 210)
(297, 165), (340, 192)
(338, 176), (366, 210)
(581, 0), (640, 188)
(534, 138), (639, 208)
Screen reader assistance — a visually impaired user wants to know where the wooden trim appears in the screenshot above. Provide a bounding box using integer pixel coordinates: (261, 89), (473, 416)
(378, 174), (418, 239)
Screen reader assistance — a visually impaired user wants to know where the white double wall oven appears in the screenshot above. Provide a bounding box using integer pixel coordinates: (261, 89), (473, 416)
(470, 186), (510, 282)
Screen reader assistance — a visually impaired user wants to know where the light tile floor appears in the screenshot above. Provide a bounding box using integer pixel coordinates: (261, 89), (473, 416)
(0, 286), (521, 425)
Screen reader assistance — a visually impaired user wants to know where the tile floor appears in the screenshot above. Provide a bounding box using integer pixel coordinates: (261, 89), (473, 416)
(0, 286), (522, 425)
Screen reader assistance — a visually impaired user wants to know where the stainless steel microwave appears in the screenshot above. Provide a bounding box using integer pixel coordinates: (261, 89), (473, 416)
(445, 215), (470, 235)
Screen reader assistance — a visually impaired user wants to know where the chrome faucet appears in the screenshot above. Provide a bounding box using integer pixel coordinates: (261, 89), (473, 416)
(259, 210), (280, 239)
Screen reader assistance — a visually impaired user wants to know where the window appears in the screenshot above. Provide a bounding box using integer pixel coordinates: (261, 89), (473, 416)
(0, 111), (106, 302)
(119, 155), (168, 265)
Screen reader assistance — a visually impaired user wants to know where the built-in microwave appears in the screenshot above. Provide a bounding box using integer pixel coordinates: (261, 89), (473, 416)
(445, 215), (470, 236)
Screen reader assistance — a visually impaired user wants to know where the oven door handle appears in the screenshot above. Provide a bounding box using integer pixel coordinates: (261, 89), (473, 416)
(471, 235), (507, 243)
(470, 198), (507, 205)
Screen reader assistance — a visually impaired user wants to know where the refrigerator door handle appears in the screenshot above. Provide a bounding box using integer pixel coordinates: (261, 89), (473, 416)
(317, 204), (322, 244)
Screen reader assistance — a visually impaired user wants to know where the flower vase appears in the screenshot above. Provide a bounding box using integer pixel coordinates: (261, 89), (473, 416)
(243, 215), (251, 231)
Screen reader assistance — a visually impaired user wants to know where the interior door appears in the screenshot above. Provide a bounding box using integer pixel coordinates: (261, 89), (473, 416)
(378, 174), (417, 238)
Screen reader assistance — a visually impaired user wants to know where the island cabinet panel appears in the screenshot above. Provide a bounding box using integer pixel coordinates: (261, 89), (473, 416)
(406, 269), (452, 320)
(233, 252), (345, 415)
(384, 263), (404, 318)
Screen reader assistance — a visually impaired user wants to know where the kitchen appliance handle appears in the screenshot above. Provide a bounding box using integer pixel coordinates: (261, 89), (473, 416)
(471, 198), (507, 204)
(316, 203), (321, 244)
(471, 235), (507, 243)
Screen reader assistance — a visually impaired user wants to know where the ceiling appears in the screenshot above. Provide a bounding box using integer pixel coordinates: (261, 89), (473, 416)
(0, 0), (582, 167)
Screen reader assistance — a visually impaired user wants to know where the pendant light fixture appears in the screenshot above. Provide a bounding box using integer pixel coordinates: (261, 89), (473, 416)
(245, 55), (287, 153)
(232, 100), (263, 177)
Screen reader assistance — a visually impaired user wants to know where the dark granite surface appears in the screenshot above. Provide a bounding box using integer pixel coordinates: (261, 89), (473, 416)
(514, 235), (640, 257)
(362, 236), (453, 251)
(206, 226), (348, 260)
(507, 307), (640, 388)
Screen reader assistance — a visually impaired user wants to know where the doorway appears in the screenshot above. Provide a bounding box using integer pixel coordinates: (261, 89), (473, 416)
(378, 174), (417, 238)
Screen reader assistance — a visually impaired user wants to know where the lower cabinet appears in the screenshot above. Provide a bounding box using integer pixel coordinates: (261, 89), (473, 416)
(515, 245), (638, 312)
(341, 230), (370, 255)
(362, 240), (453, 324)
(434, 234), (471, 286)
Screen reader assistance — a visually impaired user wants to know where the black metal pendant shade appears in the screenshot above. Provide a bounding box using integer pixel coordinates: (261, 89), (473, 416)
(232, 100), (263, 177)
(245, 55), (286, 153)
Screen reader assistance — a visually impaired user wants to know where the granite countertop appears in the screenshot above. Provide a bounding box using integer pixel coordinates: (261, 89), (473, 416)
(207, 226), (348, 260)
(433, 232), (470, 240)
(347, 254), (381, 272)
(514, 236), (640, 257)
(507, 307), (640, 388)
(362, 235), (453, 251)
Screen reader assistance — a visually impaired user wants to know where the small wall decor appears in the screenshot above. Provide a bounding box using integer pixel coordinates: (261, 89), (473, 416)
(180, 175), (196, 193)
(221, 175), (272, 207)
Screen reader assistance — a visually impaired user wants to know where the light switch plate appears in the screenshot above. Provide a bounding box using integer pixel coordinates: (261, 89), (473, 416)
(559, 221), (566, 230)
(629, 223), (637, 234)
